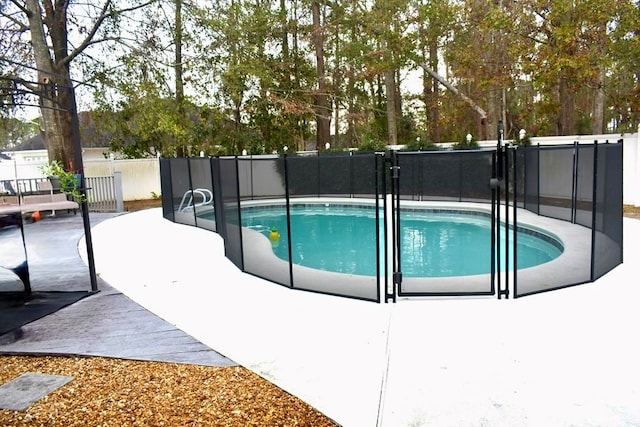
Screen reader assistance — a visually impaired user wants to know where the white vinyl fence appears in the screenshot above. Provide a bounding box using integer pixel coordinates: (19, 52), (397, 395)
(83, 158), (161, 201)
(1, 132), (639, 207)
(0, 158), (160, 212)
(85, 174), (124, 212)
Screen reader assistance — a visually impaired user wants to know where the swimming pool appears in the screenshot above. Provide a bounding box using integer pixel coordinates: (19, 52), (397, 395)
(240, 203), (563, 278)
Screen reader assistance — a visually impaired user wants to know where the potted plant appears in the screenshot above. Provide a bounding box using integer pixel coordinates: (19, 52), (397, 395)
(38, 160), (86, 202)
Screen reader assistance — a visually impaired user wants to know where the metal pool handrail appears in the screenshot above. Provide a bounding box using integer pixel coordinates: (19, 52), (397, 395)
(178, 188), (213, 212)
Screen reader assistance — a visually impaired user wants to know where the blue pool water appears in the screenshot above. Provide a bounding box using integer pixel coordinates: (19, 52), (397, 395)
(241, 205), (563, 278)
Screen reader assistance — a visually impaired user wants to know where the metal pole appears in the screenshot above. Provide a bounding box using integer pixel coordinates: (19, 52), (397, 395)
(496, 121), (503, 299)
(392, 153), (401, 302)
(513, 147), (518, 298)
(504, 145), (510, 299)
(374, 154), (382, 303)
(590, 141), (599, 282)
(490, 151), (496, 296)
(69, 85), (98, 292)
(284, 154), (294, 288)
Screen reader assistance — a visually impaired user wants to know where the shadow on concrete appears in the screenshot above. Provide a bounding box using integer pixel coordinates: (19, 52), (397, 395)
(0, 291), (91, 337)
(0, 212), (112, 340)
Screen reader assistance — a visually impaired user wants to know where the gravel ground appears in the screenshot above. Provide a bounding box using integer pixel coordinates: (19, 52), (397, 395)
(0, 355), (338, 426)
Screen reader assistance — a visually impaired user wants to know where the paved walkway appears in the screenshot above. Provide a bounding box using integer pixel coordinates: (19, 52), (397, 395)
(3, 208), (640, 426)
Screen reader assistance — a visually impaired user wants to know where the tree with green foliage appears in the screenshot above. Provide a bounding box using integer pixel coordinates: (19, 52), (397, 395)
(411, 0), (457, 143)
(606, 0), (640, 132)
(513, 0), (634, 135)
(88, 0), (220, 157)
(0, 117), (38, 150)
(7, 0), (636, 162)
(0, 0), (152, 170)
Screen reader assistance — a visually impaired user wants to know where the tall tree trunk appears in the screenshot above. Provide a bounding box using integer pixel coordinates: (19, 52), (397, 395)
(26, 0), (76, 171)
(333, 23), (340, 148)
(394, 69), (402, 133)
(311, 0), (331, 150)
(486, 91), (500, 140)
(228, 0), (243, 153)
(347, 66), (356, 147)
(592, 68), (606, 134)
(346, 0), (357, 147)
(591, 19), (607, 135)
(558, 76), (575, 135)
(175, 0), (186, 156)
(292, 1), (304, 150)
(420, 63), (488, 134)
(382, 41), (397, 146)
(384, 68), (397, 145)
(280, 0), (289, 62)
(428, 39), (440, 143)
(557, 5), (577, 136)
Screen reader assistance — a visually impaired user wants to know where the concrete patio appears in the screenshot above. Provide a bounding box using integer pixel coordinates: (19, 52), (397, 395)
(82, 209), (640, 426)
(1, 207), (638, 426)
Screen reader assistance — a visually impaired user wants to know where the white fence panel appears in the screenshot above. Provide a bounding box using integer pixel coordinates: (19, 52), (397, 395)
(85, 174), (124, 212)
(85, 158), (160, 201)
(623, 133), (640, 207)
(0, 162), (42, 181)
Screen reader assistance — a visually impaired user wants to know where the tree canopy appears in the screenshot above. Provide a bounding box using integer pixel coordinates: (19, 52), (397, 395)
(2, 0), (639, 159)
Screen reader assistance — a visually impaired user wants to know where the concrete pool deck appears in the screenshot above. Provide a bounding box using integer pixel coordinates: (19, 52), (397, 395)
(77, 208), (640, 426)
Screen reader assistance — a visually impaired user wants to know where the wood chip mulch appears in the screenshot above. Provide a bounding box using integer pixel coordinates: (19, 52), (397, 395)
(623, 204), (640, 219)
(0, 355), (338, 426)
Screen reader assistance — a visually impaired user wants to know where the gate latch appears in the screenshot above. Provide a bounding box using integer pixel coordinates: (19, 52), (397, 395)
(393, 271), (403, 285)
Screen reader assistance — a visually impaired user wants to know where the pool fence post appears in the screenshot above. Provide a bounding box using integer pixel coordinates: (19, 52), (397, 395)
(283, 153), (294, 288)
(496, 120), (506, 299)
(389, 152), (401, 303)
(69, 84), (98, 293)
(490, 151), (497, 297)
(187, 158), (196, 225)
(512, 146), (518, 298)
(589, 140), (599, 282)
(503, 135), (510, 299)
(571, 141), (578, 224)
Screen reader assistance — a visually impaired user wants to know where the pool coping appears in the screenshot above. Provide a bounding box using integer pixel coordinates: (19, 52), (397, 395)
(177, 198), (598, 298)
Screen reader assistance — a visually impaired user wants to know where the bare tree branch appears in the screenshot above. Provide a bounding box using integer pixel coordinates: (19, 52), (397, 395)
(0, 74), (40, 92)
(521, 33), (547, 45)
(1, 9), (30, 30)
(63, 0), (157, 67)
(9, 0), (31, 16)
(420, 63), (487, 120)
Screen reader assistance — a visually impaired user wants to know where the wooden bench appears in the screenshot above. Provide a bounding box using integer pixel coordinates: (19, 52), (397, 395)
(0, 181), (79, 216)
(0, 196), (20, 215)
(20, 193), (79, 215)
